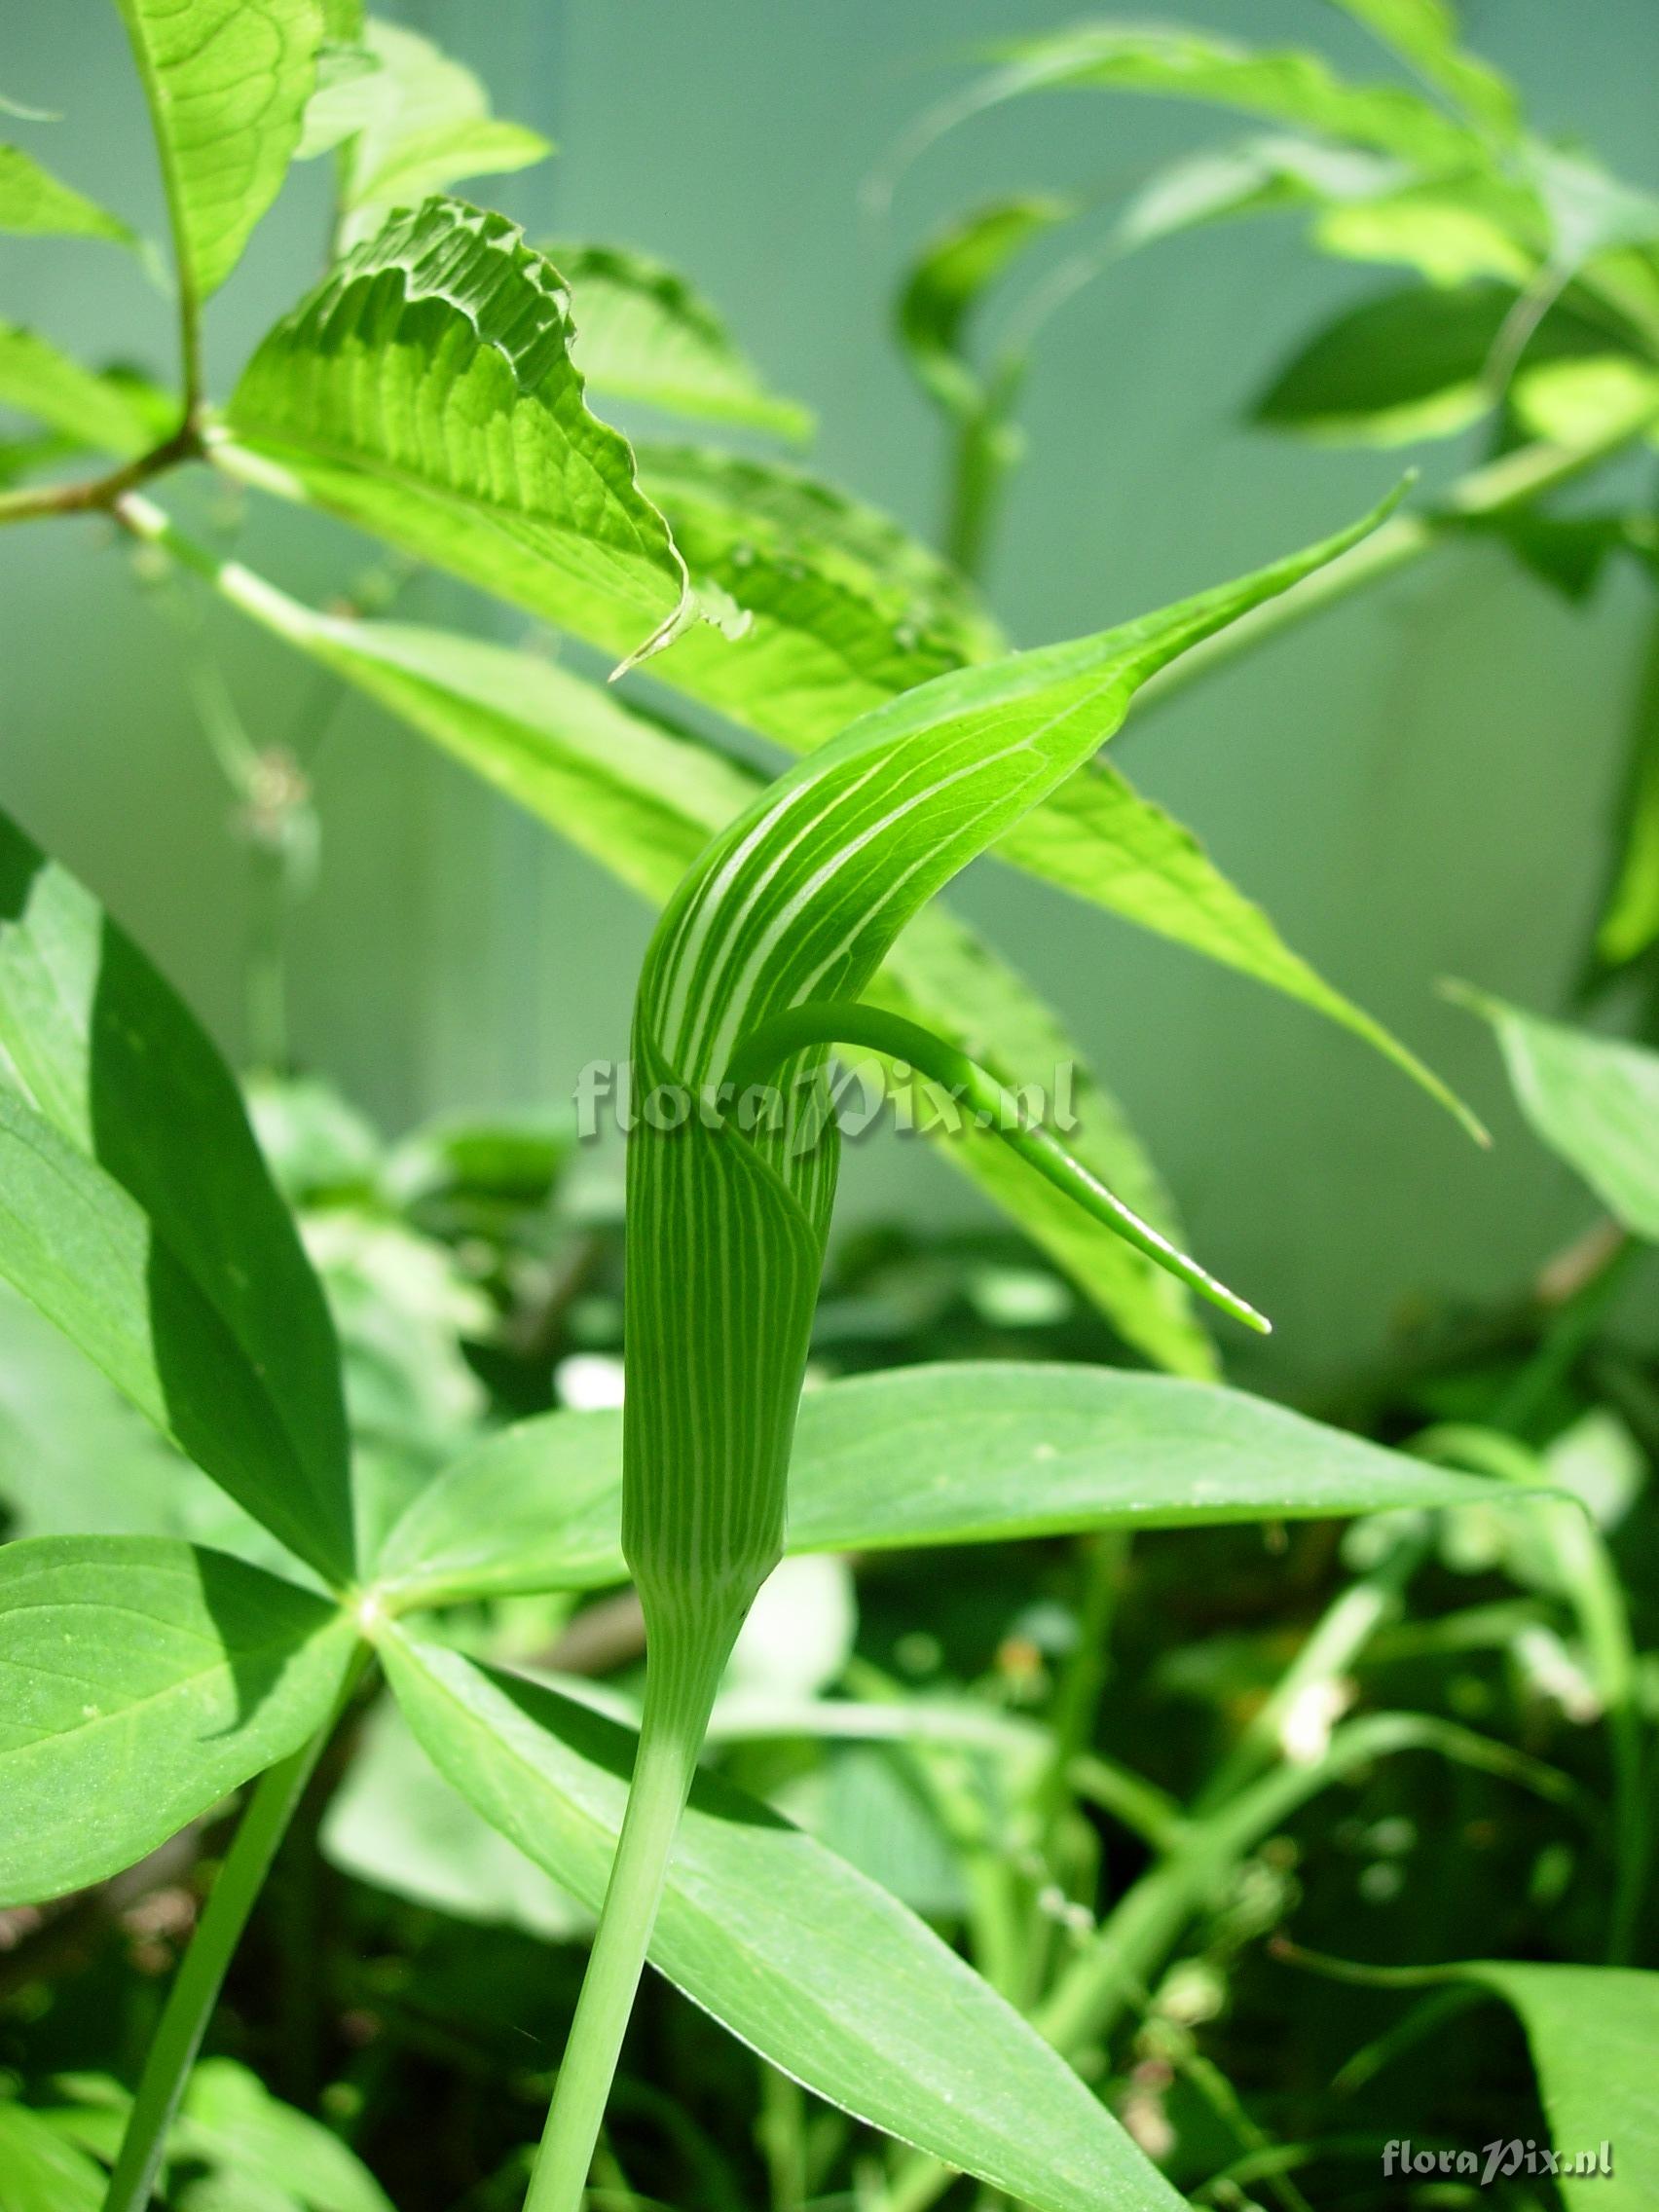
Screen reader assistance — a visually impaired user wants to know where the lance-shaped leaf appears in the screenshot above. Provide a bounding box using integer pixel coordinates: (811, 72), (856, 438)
(115, 0), (325, 301)
(0, 324), (172, 458)
(1450, 986), (1659, 1239)
(115, 514), (1214, 1370)
(0, 144), (137, 248)
(373, 1361), (1515, 1610)
(1328, 0), (1521, 141)
(381, 1629), (1187, 2212)
(550, 241), (812, 441)
(0, 811), (354, 1581)
(916, 22), (1484, 173)
(299, 18), (551, 250)
(228, 199), (703, 667)
(0, 1537), (356, 1903)
(1255, 280), (1611, 445)
(1453, 1965), (1655, 2209)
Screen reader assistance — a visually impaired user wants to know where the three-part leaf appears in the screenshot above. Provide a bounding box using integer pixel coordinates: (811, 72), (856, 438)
(0, 812), (354, 1579)
(372, 1360), (1515, 1610)
(0, 1537), (356, 1903)
(381, 1629), (1187, 2212)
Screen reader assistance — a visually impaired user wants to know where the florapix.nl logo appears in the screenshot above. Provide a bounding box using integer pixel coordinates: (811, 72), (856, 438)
(1382, 2139), (1614, 2187)
(571, 1054), (1081, 1151)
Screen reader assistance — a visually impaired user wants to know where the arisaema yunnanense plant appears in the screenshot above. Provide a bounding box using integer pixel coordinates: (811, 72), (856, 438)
(524, 483), (1402, 2210)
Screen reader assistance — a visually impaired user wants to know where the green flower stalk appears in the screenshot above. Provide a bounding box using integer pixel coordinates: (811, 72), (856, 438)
(524, 484), (1402, 2212)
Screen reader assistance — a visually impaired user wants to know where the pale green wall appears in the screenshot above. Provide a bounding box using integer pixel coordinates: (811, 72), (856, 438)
(3, 0), (1656, 1383)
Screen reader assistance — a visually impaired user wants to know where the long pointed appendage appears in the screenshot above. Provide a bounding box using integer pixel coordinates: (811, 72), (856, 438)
(726, 1001), (1272, 1336)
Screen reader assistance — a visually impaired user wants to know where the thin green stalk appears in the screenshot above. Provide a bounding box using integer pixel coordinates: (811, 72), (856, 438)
(103, 1661), (363, 2212)
(1417, 1417), (1648, 1961)
(1193, 1528), (1428, 1815)
(525, 1631), (733, 2212)
(1134, 420), (1659, 718)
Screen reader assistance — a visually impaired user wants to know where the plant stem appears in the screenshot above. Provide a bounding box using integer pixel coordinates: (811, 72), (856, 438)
(102, 1663), (362, 2212)
(0, 420), (202, 527)
(1134, 418), (1659, 718)
(524, 1631), (731, 2212)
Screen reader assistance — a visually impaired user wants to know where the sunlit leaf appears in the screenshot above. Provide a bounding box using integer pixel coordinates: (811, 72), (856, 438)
(373, 1359), (1508, 1609)
(551, 240), (812, 440)
(1313, 176), (1536, 286)
(1451, 986), (1659, 1238)
(0, 144), (137, 248)
(321, 1692), (587, 1941)
(0, 811), (353, 1579)
(300, 18), (550, 249)
(228, 199), (706, 669)
(382, 1628), (1187, 2212)
(939, 22), (1483, 169)
(1327, 0), (1520, 140)
(0, 2103), (104, 2212)
(114, 0), (325, 300)
(0, 1537), (355, 1903)
(1509, 354), (1659, 448)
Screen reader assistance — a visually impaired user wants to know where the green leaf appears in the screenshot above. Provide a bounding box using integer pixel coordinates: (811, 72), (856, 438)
(229, 199), (704, 669)
(381, 1628), (1187, 2212)
(176, 2061), (395, 2212)
(0, 811), (353, 1580)
(548, 240), (811, 440)
(896, 194), (1073, 420)
(1454, 1964), (1655, 2209)
(1255, 279), (1610, 444)
(124, 525), (1210, 1368)
(1509, 354), (1659, 449)
(321, 1692), (586, 1940)
(1312, 174), (1537, 287)
(373, 1359), (1510, 1609)
(943, 23), (1483, 168)
(640, 440), (1006, 738)
(0, 143), (137, 247)
(0, 1536), (355, 1903)
(1451, 986), (1659, 1238)
(1598, 625), (1659, 970)
(1327, 0), (1521, 139)
(299, 18), (550, 250)
(997, 759), (1483, 1137)
(114, 0), (325, 300)
(0, 2103), (105, 2212)
(0, 324), (173, 458)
